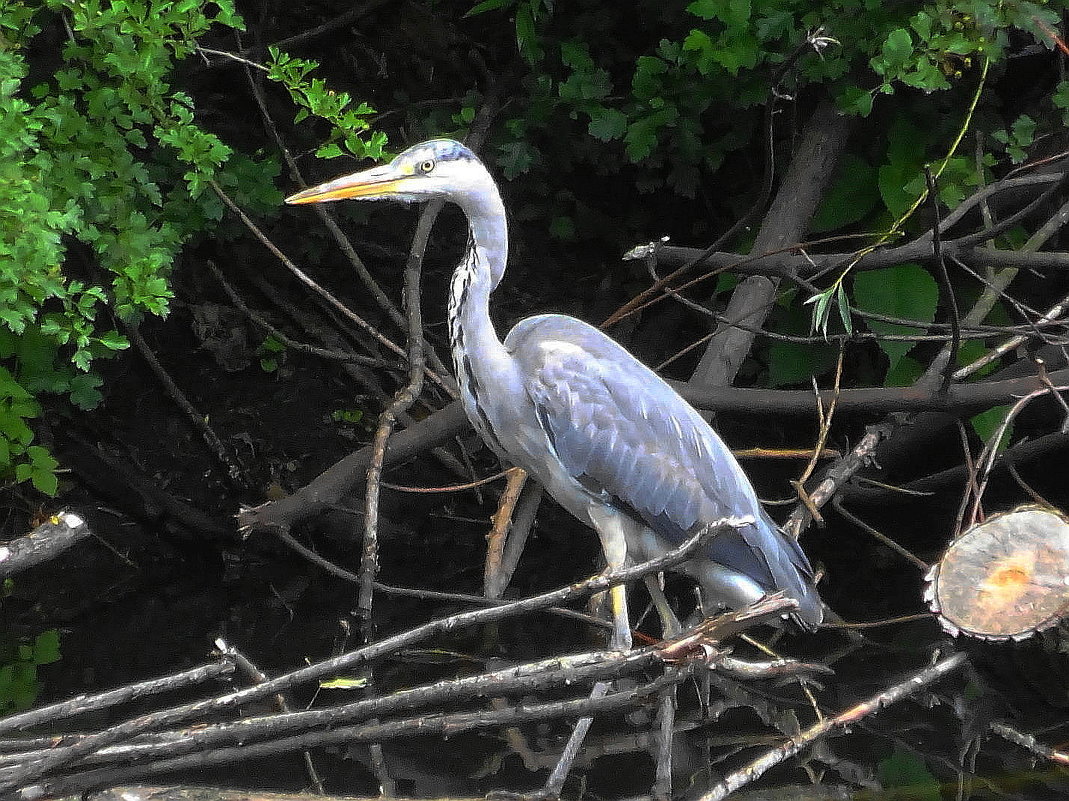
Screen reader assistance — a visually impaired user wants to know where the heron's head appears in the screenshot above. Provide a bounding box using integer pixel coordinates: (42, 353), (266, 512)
(285, 139), (491, 207)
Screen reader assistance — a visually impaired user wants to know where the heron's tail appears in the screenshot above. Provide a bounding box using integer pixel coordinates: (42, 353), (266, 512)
(697, 513), (823, 630)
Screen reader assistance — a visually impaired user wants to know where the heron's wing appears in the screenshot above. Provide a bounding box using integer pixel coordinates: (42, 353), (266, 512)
(506, 316), (812, 595)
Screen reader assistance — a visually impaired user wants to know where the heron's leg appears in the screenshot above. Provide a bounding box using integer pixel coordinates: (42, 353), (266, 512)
(607, 584), (632, 651)
(644, 573), (682, 638)
(509, 511), (631, 800)
(588, 506), (633, 651)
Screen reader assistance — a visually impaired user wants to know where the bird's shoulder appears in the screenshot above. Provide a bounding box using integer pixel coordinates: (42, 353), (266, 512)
(504, 313), (709, 449)
(504, 314), (632, 363)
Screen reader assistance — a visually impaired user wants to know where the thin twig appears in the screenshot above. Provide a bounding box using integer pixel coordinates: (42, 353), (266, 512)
(991, 721), (1069, 766)
(0, 516), (743, 793)
(830, 496), (928, 572)
(382, 469), (510, 493)
(207, 261), (396, 367)
(485, 467), (527, 599)
(697, 651), (968, 801)
(216, 639), (325, 794)
(925, 166), (961, 394)
(0, 660), (235, 737)
(124, 322), (246, 487)
(359, 199), (440, 635)
(208, 180), (451, 393)
(954, 288), (1069, 380)
(967, 382), (1069, 526)
(31, 670), (697, 797)
(272, 528), (610, 630)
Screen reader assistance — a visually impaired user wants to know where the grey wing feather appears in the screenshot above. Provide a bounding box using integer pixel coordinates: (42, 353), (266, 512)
(505, 315), (821, 626)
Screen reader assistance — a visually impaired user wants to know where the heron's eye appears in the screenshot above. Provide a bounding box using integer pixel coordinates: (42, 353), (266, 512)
(419, 159), (435, 174)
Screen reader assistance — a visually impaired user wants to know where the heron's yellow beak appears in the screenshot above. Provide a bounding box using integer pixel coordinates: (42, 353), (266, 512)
(285, 166), (407, 204)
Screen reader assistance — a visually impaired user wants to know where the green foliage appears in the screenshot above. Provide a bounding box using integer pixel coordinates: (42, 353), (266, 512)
(766, 339), (839, 387)
(471, 0), (1059, 197)
(971, 404), (1013, 452)
(258, 334), (286, 374)
(267, 48), (387, 162)
(804, 281), (852, 338)
(766, 300), (839, 386)
(876, 745), (941, 801)
(0, 629), (61, 714)
(466, 0), (551, 64)
(331, 408), (366, 425)
(992, 114), (1036, 163)
(0, 0), (287, 495)
(456, 0), (1063, 365)
(853, 264), (939, 373)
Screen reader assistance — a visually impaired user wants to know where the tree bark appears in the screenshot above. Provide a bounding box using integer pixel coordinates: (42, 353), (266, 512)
(688, 101), (854, 389)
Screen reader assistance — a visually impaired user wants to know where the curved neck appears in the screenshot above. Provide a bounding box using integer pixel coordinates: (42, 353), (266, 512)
(447, 183), (514, 445)
(457, 188), (508, 289)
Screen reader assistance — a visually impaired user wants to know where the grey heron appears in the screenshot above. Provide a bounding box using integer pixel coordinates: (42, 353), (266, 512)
(286, 138), (823, 648)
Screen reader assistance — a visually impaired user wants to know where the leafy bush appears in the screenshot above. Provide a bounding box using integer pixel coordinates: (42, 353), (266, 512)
(0, 0), (282, 494)
(0, 627), (60, 713)
(468, 0), (1059, 191)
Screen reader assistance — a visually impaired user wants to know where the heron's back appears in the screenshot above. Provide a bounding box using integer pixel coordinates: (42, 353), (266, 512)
(504, 314), (822, 628)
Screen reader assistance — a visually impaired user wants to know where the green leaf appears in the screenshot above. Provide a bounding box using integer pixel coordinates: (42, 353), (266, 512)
(560, 40), (594, 71)
(1052, 79), (1069, 110)
(548, 215), (575, 240)
(497, 139), (538, 178)
(852, 264), (938, 373)
(682, 29), (715, 75)
(873, 28), (915, 77)
(766, 340), (838, 388)
(587, 107), (627, 141)
(884, 354), (923, 387)
(315, 142), (344, 159)
(971, 406), (1013, 453)
(836, 283), (852, 334)
(32, 630), (60, 665)
(69, 374), (103, 410)
(686, 0), (749, 25)
(685, 0), (718, 19)
(0, 367), (32, 401)
(331, 408), (364, 424)
(624, 107), (677, 162)
(515, 3), (542, 64)
(464, 0), (513, 16)
(95, 330), (129, 351)
(320, 676), (369, 689)
(30, 469), (59, 496)
(909, 10), (932, 41)
(715, 31), (759, 75)
(837, 86), (874, 117)
(877, 746), (940, 801)
(878, 118), (929, 217)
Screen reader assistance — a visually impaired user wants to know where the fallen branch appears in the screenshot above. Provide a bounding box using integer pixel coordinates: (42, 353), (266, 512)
(0, 511), (92, 580)
(0, 516), (746, 794)
(240, 363), (1069, 537)
(697, 651), (968, 801)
